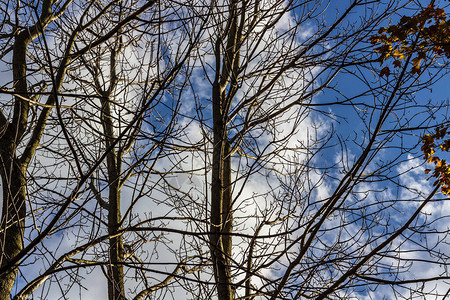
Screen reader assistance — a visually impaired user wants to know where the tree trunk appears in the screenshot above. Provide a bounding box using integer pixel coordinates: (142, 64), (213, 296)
(101, 94), (125, 300)
(209, 2), (240, 297)
(210, 81), (234, 300)
(0, 149), (26, 300)
(107, 178), (125, 300)
(0, 32), (30, 300)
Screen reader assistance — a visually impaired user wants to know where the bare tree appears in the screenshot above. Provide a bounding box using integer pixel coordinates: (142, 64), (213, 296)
(0, 1), (75, 297)
(0, 0), (159, 298)
(2, 1), (209, 299)
(72, 9), (197, 297)
(197, 0), (402, 298)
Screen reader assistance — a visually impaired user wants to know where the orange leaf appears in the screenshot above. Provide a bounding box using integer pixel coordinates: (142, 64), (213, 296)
(411, 65), (421, 74)
(393, 50), (406, 59)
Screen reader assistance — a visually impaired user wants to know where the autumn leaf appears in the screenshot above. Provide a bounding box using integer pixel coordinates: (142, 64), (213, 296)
(372, 5), (450, 194)
(393, 49), (406, 59)
(380, 66), (390, 77)
(411, 65), (421, 74)
(421, 126), (450, 194)
(371, 4), (450, 76)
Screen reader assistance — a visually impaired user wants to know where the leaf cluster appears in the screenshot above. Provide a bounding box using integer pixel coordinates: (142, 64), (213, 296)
(370, 4), (450, 77)
(422, 126), (450, 194)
